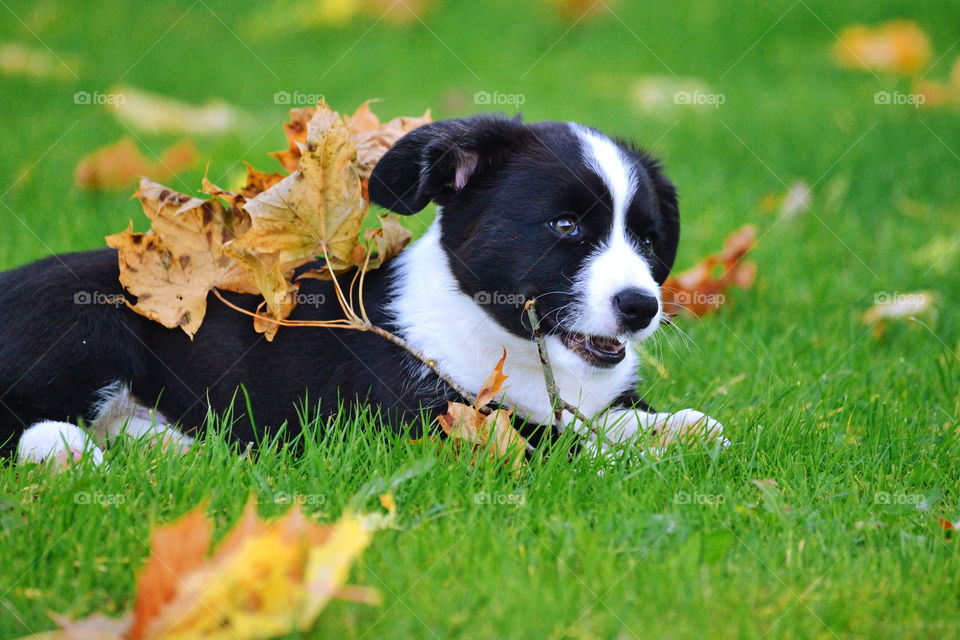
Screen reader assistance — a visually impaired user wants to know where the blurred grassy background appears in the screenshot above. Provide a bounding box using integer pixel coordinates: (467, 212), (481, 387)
(1, 1), (959, 638)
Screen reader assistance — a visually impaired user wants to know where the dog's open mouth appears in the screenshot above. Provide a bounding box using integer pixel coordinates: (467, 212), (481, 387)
(560, 331), (626, 367)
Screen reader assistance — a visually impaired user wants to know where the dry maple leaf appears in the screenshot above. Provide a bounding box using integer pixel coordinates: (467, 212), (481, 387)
(296, 101), (426, 279)
(240, 162), (285, 199)
(436, 349), (529, 471)
(226, 101), (367, 334)
(662, 225), (757, 318)
(228, 99), (428, 333)
(110, 99), (427, 341)
(106, 179), (256, 338)
(834, 20), (932, 75)
(271, 100), (430, 193)
(129, 506), (211, 638)
(268, 107), (316, 173)
(23, 499), (388, 640)
(299, 213), (412, 281)
(75, 138), (197, 191)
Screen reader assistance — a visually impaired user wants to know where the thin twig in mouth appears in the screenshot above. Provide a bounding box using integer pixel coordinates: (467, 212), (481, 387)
(524, 299), (614, 449)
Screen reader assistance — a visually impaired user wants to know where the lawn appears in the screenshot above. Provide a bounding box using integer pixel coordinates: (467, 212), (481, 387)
(1, 0), (959, 638)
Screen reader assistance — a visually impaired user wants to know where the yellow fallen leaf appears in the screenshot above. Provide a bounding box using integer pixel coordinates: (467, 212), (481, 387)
(109, 85), (246, 135)
(0, 41), (73, 79)
(21, 498), (388, 640)
(834, 20), (931, 75)
(226, 100), (366, 333)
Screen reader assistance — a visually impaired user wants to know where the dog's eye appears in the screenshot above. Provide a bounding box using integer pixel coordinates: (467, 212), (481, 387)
(639, 235), (653, 250)
(549, 216), (580, 237)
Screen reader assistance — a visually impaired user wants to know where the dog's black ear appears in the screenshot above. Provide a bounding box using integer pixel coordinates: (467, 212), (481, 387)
(369, 115), (527, 215)
(648, 163), (681, 284)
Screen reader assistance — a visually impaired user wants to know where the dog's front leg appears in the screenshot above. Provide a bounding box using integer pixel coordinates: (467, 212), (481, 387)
(585, 405), (729, 454)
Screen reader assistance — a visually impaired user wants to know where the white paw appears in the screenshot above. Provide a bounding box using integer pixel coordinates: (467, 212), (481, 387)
(17, 421), (105, 468)
(648, 409), (730, 448)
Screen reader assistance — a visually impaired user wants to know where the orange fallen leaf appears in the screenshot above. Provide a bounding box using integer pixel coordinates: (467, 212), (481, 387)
(662, 225), (757, 318)
(22, 499), (387, 640)
(240, 162), (285, 199)
(268, 107), (316, 173)
(834, 20), (931, 75)
(548, 0), (615, 21)
(129, 506), (212, 638)
(75, 138), (197, 191)
(475, 347), (509, 408)
(436, 349), (529, 471)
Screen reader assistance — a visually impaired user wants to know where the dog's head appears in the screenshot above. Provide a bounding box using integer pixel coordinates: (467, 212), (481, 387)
(370, 115), (680, 370)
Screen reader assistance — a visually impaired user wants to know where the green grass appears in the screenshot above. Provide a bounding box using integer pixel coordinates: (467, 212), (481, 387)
(2, 0), (960, 637)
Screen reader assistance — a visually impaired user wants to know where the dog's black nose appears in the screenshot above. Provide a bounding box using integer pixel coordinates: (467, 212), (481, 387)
(613, 288), (659, 331)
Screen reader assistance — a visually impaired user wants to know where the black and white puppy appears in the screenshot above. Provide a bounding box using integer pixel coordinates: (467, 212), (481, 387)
(0, 115), (724, 464)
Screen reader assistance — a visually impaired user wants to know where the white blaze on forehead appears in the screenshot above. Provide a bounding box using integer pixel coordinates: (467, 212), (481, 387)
(569, 124), (661, 341)
(572, 125), (637, 231)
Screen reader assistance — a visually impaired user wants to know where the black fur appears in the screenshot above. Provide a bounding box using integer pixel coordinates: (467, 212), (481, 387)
(0, 250), (447, 454)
